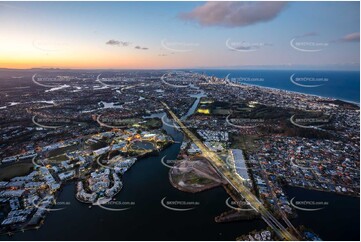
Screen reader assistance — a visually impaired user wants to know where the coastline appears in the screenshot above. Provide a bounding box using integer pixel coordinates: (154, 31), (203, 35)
(195, 70), (360, 106)
(233, 81), (360, 106)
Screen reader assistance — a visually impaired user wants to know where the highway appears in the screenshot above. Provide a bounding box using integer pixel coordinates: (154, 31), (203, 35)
(258, 160), (302, 238)
(161, 101), (300, 241)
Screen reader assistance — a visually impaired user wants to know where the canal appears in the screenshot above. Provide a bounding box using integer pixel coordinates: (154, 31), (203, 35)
(3, 94), (359, 240)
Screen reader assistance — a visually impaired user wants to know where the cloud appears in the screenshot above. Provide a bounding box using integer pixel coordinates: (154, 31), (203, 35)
(106, 40), (131, 46)
(180, 1), (287, 28)
(106, 40), (148, 50)
(135, 46), (149, 50)
(341, 32), (360, 42)
(330, 32), (360, 43)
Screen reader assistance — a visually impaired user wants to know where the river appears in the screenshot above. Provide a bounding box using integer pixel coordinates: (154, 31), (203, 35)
(7, 118), (266, 240)
(3, 88), (359, 240)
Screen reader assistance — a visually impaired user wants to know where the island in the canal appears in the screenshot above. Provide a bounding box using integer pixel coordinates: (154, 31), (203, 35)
(0, 125), (173, 235)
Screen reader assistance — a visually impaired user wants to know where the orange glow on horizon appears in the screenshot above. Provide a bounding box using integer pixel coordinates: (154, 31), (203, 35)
(0, 52), (204, 69)
(0, 36), (210, 69)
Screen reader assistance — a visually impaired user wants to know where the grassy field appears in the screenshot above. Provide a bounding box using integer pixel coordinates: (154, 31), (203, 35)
(213, 108), (231, 115)
(0, 162), (34, 181)
(48, 154), (69, 163)
(142, 118), (162, 129)
(230, 134), (260, 153)
(47, 144), (78, 157)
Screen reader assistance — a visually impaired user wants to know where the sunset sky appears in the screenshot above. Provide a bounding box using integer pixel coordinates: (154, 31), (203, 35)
(0, 1), (359, 70)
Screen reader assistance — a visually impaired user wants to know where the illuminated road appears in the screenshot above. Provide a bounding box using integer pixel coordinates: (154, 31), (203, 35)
(161, 102), (299, 241)
(258, 160), (302, 238)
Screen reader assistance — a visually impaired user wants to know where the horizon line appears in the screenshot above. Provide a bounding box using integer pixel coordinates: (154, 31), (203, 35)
(0, 67), (360, 72)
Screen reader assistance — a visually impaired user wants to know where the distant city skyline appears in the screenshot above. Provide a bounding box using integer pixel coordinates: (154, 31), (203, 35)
(0, 1), (359, 70)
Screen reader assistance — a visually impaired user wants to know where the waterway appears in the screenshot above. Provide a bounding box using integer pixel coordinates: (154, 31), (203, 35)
(6, 120), (266, 240)
(285, 186), (360, 241)
(2, 84), (359, 240)
(181, 91), (206, 121)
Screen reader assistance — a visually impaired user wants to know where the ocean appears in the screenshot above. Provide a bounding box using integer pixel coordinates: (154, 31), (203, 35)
(192, 69), (360, 104)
